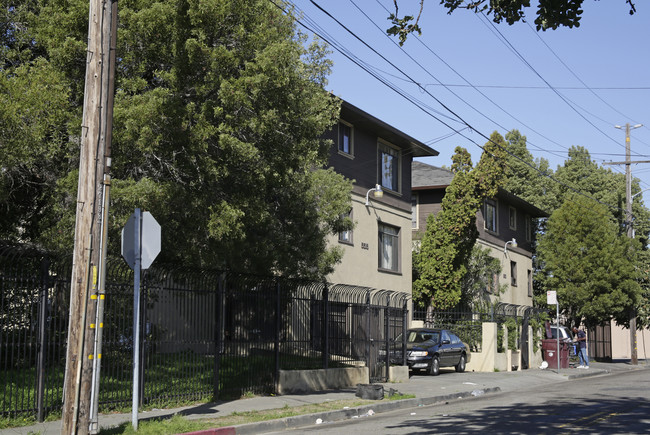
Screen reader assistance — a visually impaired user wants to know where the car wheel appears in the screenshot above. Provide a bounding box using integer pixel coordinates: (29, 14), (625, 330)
(455, 354), (466, 373)
(429, 356), (440, 376)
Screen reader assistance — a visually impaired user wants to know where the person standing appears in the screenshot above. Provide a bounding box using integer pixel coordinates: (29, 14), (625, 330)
(573, 327), (589, 369)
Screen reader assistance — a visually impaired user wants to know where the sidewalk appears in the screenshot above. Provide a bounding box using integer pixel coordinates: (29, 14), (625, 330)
(3, 361), (646, 435)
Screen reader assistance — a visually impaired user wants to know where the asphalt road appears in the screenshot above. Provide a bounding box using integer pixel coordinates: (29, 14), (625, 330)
(285, 369), (650, 434)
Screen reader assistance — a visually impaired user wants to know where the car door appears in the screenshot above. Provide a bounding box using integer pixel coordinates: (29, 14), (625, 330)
(439, 330), (452, 366)
(447, 333), (463, 366)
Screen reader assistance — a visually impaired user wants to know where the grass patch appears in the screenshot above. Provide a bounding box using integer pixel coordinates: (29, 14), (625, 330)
(99, 398), (382, 434)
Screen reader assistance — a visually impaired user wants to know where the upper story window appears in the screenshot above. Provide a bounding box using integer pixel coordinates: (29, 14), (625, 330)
(338, 120), (353, 156)
(378, 223), (400, 272)
(510, 261), (517, 287)
(485, 199), (497, 233)
(509, 206), (517, 230)
(411, 194), (418, 229)
(525, 214), (533, 242)
(378, 140), (400, 193)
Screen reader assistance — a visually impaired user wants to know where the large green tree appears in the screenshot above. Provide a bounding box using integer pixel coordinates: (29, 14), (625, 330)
(536, 194), (641, 328)
(502, 129), (554, 213)
(1, 0), (353, 279)
(414, 131), (508, 310)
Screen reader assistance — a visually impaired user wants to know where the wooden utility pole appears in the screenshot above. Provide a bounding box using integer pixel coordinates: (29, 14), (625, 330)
(606, 122), (647, 366)
(62, 0), (117, 433)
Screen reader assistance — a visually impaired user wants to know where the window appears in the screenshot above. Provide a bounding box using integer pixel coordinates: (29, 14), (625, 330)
(338, 209), (353, 244)
(527, 269), (533, 297)
(411, 194), (418, 229)
(490, 272), (500, 294)
(525, 214), (533, 242)
(509, 206), (517, 230)
(510, 261), (517, 286)
(485, 199), (497, 232)
(338, 121), (353, 156)
(378, 141), (400, 192)
(378, 223), (400, 272)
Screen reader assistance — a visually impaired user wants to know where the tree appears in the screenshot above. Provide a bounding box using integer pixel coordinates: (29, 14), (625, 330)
(536, 194), (641, 328)
(388, 0), (638, 45)
(1, 0), (353, 280)
(459, 244), (506, 309)
(414, 131), (507, 310)
(502, 129), (554, 213)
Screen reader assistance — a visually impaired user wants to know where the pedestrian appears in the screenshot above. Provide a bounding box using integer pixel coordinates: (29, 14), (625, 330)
(573, 326), (589, 369)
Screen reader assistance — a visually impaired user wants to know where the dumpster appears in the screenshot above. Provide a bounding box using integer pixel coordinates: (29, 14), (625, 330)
(542, 339), (569, 369)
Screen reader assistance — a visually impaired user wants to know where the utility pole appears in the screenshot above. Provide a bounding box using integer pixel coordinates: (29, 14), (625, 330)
(62, 0), (117, 433)
(606, 122), (646, 366)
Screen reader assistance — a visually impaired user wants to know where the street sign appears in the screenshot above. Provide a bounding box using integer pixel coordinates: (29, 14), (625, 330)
(547, 290), (557, 305)
(121, 210), (161, 270)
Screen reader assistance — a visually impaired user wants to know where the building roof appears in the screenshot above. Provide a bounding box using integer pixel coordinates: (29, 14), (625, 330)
(411, 160), (549, 218)
(341, 101), (438, 158)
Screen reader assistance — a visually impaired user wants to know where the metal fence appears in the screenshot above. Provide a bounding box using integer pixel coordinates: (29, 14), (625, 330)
(0, 243), (408, 421)
(412, 301), (546, 365)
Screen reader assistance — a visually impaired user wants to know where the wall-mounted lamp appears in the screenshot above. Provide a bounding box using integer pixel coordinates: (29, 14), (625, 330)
(365, 184), (383, 206)
(504, 238), (517, 255)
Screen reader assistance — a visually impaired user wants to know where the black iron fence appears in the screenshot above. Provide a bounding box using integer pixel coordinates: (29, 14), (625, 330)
(0, 243), (408, 421)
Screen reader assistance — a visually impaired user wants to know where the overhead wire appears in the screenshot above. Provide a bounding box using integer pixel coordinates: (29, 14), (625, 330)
(271, 0), (633, 219)
(294, 0), (632, 218)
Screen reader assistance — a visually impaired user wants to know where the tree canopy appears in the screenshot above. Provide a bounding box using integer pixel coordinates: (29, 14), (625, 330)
(536, 194), (641, 328)
(387, 0), (638, 45)
(1, 0), (353, 279)
(414, 132), (508, 310)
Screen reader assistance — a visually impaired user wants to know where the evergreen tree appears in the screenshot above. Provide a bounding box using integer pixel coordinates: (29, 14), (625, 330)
(536, 194), (641, 328)
(414, 132), (507, 310)
(1, 0), (353, 279)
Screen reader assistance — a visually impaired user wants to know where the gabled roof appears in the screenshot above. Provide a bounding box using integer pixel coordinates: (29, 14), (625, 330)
(340, 101), (438, 157)
(412, 160), (549, 218)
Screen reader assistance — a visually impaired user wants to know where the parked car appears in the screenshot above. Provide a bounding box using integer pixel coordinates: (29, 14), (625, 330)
(403, 328), (471, 376)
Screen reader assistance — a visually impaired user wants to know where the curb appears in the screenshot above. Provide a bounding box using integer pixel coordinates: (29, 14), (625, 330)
(229, 387), (501, 434)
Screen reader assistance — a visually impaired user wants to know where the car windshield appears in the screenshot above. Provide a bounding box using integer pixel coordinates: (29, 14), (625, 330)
(407, 330), (440, 344)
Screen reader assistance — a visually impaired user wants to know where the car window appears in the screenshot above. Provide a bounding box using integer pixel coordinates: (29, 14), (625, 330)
(441, 331), (450, 342)
(449, 333), (461, 344)
(407, 331), (440, 343)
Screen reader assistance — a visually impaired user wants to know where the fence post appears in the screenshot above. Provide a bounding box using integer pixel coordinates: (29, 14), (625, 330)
(214, 273), (225, 401)
(274, 280), (281, 391)
(402, 299), (408, 366)
(384, 301), (390, 380)
(366, 292), (371, 374)
(36, 255), (50, 422)
(139, 271), (147, 406)
(322, 284), (329, 369)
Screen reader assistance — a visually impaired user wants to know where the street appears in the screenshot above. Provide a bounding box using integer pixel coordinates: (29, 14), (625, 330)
(286, 369), (650, 434)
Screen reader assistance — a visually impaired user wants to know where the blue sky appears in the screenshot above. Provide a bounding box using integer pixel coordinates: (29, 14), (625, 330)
(289, 1), (650, 203)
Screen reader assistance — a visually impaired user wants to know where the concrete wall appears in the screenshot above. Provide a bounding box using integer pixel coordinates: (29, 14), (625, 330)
(609, 321), (650, 360)
(327, 191), (412, 295)
(277, 367), (369, 395)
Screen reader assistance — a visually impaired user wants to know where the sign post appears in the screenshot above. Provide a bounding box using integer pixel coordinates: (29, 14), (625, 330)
(547, 290), (560, 373)
(121, 209), (160, 430)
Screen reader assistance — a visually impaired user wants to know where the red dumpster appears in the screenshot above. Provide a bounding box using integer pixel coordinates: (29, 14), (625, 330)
(542, 339), (569, 369)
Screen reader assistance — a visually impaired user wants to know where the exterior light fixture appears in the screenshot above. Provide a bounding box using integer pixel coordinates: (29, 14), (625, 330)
(365, 184), (383, 206)
(504, 238), (517, 255)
